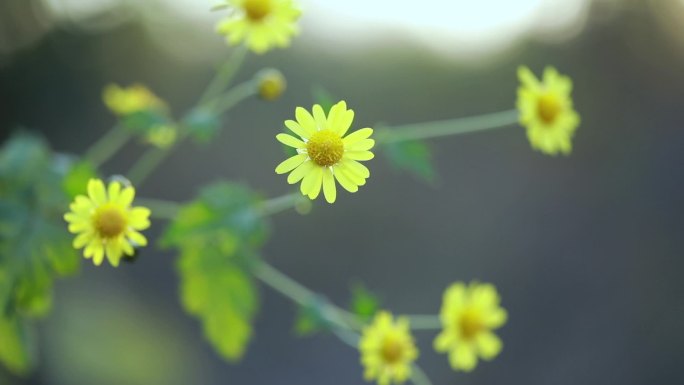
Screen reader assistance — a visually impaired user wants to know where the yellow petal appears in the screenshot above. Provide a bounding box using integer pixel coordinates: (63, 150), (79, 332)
(332, 166), (358, 192)
(127, 230), (147, 247)
(88, 179), (106, 205)
(312, 104), (327, 130)
(342, 127), (373, 145)
(450, 343), (477, 372)
(295, 107), (316, 135)
(107, 181), (121, 202)
(275, 154), (307, 174)
(276, 133), (306, 148)
(476, 332), (502, 360)
(322, 168), (336, 203)
(287, 160), (314, 184)
(118, 187), (135, 207)
(344, 151), (374, 161)
(284, 119), (310, 140)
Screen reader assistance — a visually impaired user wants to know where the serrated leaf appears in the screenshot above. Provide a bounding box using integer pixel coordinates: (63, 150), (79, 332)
(381, 139), (438, 184)
(161, 181), (268, 361)
(349, 283), (380, 322)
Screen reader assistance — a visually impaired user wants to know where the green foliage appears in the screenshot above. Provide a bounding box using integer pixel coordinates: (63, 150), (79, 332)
(121, 110), (172, 136)
(311, 85), (335, 113)
(381, 139), (438, 184)
(161, 182), (269, 361)
(293, 296), (330, 336)
(349, 283), (381, 322)
(0, 133), (81, 375)
(62, 160), (98, 199)
(0, 315), (33, 375)
(185, 109), (221, 143)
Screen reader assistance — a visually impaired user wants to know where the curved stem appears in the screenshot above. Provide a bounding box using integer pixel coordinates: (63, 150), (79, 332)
(258, 192), (304, 217)
(208, 80), (258, 114)
(377, 109), (519, 143)
(407, 315), (441, 330)
(198, 45), (248, 106)
(84, 125), (131, 167)
(135, 198), (180, 219)
(410, 364), (434, 385)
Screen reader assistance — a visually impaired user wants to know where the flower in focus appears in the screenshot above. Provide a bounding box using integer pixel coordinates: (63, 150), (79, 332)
(64, 179), (151, 267)
(256, 68), (286, 101)
(275, 101), (375, 204)
(434, 282), (507, 372)
(360, 311), (418, 385)
(216, 0), (301, 54)
(103, 83), (166, 116)
(146, 125), (177, 149)
(517, 66), (580, 156)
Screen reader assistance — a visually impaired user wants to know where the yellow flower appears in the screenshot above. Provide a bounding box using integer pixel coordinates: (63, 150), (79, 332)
(434, 282), (507, 372)
(257, 69), (286, 101)
(516, 66), (580, 156)
(103, 83), (166, 116)
(360, 311), (418, 385)
(216, 0), (301, 54)
(64, 179), (151, 267)
(146, 125), (177, 149)
(275, 101), (375, 204)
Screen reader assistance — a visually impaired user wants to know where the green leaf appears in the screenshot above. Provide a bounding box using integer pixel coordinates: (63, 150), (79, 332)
(62, 160), (98, 199)
(381, 139), (438, 184)
(0, 315), (33, 376)
(161, 182), (268, 361)
(184, 109), (221, 143)
(349, 283), (381, 322)
(311, 85), (335, 113)
(293, 296), (330, 336)
(120, 109), (172, 135)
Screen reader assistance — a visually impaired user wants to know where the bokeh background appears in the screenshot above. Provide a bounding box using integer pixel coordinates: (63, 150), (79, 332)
(1, 0), (684, 384)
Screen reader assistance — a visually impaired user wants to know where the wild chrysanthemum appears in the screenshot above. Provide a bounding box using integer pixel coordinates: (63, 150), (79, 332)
(434, 282), (507, 372)
(64, 179), (151, 267)
(216, 0), (301, 54)
(275, 101), (374, 204)
(103, 83), (166, 116)
(360, 311), (418, 385)
(517, 66), (580, 156)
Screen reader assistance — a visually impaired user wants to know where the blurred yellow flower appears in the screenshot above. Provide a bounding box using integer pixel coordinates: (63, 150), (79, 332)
(434, 282), (507, 372)
(275, 101), (374, 204)
(517, 66), (580, 156)
(103, 83), (166, 116)
(64, 179), (150, 267)
(360, 311), (418, 385)
(216, 0), (301, 54)
(257, 69), (286, 101)
(146, 125), (177, 149)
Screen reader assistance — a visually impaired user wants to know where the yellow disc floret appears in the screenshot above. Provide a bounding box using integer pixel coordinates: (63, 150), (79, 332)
(434, 282), (507, 372)
(517, 66), (580, 156)
(360, 311), (418, 385)
(64, 179), (151, 267)
(243, 0), (272, 20)
(275, 101), (375, 204)
(306, 129), (344, 167)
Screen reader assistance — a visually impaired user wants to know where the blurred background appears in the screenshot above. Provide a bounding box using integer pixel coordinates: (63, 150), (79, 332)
(1, 0), (684, 384)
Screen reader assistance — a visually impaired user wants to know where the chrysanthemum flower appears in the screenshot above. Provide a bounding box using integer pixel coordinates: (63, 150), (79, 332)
(434, 282), (507, 372)
(103, 83), (166, 117)
(517, 66), (580, 155)
(216, 0), (301, 54)
(64, 179), (151, 267)
(275, 101), (375, 204)
(360, 311), (418, 385)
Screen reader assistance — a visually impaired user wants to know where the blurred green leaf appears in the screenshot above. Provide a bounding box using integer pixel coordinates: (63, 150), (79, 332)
(311, 85), (335, 113)
(62, 160), (98, 199)
(381, 139), (438, 184)
(293, 297), (330, 336)
(184, 109), (221, 143)
(161, 182), (268, 361)
(120, 109), (172, 135)
(0, 315), (33, 376)
(349, 283), (381, 322)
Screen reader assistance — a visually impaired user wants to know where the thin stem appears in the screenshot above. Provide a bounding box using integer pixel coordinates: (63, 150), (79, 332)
(208, 80), (258, 114)
(258, 192), (304, 217)
(84, 125), (131, 167)
(126, 146), (172, 186)
(407, 315), (441, 330)
(198, 45), (248, 106)
(377, 109), (519, 143)
(136, 198), (180, 220)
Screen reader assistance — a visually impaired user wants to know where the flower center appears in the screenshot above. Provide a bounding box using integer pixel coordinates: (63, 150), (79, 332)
(537, 92), (562, 124)
(93, 205), (127, 239)
(458, 309), (484, 340)
(380, 337), (403, 364)
(242, 0), (273, 21)
(306, 129), (344, 167)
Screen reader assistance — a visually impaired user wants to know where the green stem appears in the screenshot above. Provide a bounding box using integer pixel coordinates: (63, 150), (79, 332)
(407, 315), (441, 330)
(258, 192), (304, 217)
(198, 45), (248, 106)
(136, 198), (180, 219)
(377, 109), (519, 143)
(208, 80), (258, 114)
(126, 146), (172, 186)
(84, 125), (131, 167)
(410, 364), (434, 385)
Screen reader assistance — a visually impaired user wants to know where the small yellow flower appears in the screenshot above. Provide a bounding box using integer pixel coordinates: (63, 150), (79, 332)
(64, 179), (151, 267)
(216, 0), (301, 54)
(146, 125), (177, 149)
(275, 101), (375, 204)
(517, 66), (580, 155)
(103, 83), (166, 116)
(360, 311), (418, 385)
(434, 282), (507, 372)
(257, 69), (286, 101)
